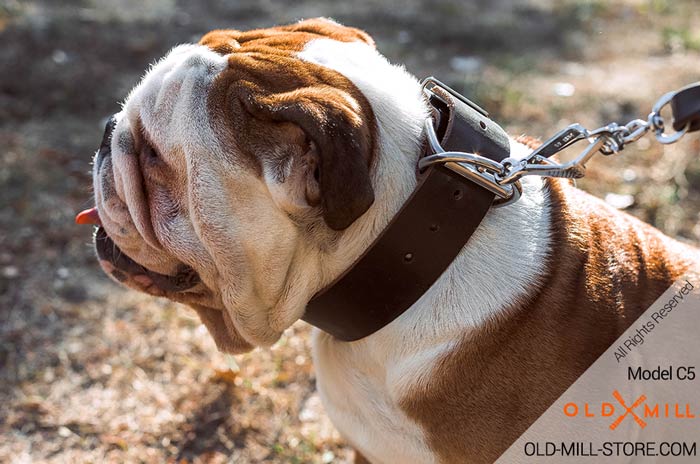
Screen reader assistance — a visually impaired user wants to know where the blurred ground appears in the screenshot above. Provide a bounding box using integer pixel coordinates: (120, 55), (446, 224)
(1, 0), (699, 462)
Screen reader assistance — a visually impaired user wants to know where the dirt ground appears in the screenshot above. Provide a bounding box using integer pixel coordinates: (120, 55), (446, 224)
(1, 0), (699, 463)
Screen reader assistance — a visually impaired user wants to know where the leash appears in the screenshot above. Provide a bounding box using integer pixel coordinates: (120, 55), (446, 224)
(422, 79), (700, 206)
(302, 79), (700, 342)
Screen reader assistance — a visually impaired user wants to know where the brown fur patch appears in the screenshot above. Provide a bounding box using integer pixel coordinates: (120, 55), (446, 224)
(400, 178), (700, 463)
(201, 19), (378, 230)
(353, 449), (372, 464)
(514, 134), (542, 150)
(200, 18), (374, 55)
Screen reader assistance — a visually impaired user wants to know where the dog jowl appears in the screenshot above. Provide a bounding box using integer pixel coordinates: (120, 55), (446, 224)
(75, 18), (397, 353)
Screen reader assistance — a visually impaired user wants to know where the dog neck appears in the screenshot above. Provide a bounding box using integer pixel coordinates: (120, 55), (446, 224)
(310, 128), (553, 463)
(301, 38), (554, 461)
(300, 38), (552, 354)
(314, 144), (553, 363)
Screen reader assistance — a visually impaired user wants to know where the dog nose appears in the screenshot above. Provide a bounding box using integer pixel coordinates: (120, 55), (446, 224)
(94, 114), (118, 170)
(75, 115), (118, 226)
(101, 115), (118, 146)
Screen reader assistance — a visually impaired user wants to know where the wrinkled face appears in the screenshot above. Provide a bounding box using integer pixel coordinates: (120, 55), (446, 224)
(85, 18), (427, 353)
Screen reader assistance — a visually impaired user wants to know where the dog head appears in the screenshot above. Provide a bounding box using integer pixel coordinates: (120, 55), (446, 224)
(86, 18), (427, 352)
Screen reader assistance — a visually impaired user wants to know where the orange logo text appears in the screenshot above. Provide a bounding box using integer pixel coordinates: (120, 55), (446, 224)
(563, 391), (695, 430)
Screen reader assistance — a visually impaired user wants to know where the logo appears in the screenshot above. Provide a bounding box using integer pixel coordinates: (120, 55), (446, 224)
(609, 390), (646, 430)
(563, 391), (695, 430)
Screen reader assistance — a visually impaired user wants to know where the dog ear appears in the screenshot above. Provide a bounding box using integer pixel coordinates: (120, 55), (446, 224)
(238, 82), (376, 230)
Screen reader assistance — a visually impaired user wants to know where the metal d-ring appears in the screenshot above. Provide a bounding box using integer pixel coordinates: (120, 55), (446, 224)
(420, 118), (521, 205)
(650, 90), (691, 144)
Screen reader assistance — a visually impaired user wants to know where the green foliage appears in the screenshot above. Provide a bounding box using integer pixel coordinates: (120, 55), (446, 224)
(662, 26), (700, 52)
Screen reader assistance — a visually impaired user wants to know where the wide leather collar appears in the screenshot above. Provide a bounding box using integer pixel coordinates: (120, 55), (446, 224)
(302, 80), (511, 341)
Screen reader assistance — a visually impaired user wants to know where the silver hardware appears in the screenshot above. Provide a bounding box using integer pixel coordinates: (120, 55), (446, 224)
(621, 119), (650, 145)
(648, 90), (690, 144)
(420, 152), (506, 176)
(421, 76), (489, 117)
(420, 118), (522, 206)
(420, 80), (695, 207)
(525, 123), (590, 159)
(498, 136), (607, 185)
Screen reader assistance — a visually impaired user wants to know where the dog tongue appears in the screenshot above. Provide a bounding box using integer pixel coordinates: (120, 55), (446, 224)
(75, 207), (101, 226)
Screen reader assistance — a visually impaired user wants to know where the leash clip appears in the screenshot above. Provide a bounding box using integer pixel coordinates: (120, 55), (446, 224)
(498, 132), (607, 184)
(498, 83), (700, 186)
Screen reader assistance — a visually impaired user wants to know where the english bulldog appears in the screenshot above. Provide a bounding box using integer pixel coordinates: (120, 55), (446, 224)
(77, 18), (700, 463)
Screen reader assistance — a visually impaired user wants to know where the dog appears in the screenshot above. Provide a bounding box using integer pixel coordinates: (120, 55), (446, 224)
(78, 18), (700, 463)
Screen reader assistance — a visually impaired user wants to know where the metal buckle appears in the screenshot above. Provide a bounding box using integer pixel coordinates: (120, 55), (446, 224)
(420, 118), (522, 206)
(420, 76), (521, 206)
(421, 76), (489, 117)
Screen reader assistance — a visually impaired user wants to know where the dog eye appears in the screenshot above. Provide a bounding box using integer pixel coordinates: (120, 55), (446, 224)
(143, 144), (158, 160)
(140, 143), (164, 167)
(136, 124), (164, 167)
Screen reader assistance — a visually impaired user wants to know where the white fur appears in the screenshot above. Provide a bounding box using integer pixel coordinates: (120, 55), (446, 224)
(97, 44), (230, 278)
(101, 36), (553, 464)
(100, 44), (307, 343)
(300, 39), (552, 463)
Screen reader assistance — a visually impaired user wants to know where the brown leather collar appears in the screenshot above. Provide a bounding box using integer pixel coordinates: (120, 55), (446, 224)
(302, 81), (511, 341)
